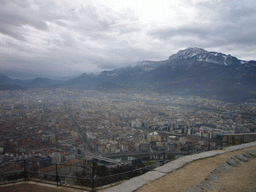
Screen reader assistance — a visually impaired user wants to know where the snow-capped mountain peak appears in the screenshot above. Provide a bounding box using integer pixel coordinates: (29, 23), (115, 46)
(118, 47), (245, 76)
(169, 47), (207, 60)
(168, 47), (241, 66)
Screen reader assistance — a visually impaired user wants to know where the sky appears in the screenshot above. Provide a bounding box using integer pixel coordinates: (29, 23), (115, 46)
(1, 0), (256, 79)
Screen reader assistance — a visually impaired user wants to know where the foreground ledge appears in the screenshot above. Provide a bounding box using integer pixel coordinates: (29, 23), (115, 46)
(103, 141), (256, 192)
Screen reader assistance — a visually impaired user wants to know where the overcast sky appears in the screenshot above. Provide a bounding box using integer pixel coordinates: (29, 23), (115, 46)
(1, 0), (256, 79)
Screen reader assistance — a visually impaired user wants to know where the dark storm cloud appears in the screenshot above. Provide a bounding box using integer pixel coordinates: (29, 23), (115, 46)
(0, 0), (144, 76)
(0, 0), (65, 41)
(149, 1), (256, 53)
(0, 10), (49, 31)
(1, 0), (256, 78)
(95, 46), (162, 70)
(149, 26), (208, 40)
(224, 7), (256, 22)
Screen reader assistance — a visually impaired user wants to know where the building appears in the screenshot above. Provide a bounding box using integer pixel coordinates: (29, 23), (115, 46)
(131, 120), (142, 128)
(122, 144), (129, 152)
(139, 143), (150, 152)
(39, 159), (83, 182)
(42, 134), (56, 144)
(147, 131), (161, 142)
(51, 152), (61, 164)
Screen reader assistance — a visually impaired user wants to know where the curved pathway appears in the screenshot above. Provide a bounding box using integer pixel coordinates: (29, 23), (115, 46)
(136, 146), (256, 192)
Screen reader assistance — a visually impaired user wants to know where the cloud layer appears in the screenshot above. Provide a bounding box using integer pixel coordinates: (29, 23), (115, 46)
(1, 0), (256, 78)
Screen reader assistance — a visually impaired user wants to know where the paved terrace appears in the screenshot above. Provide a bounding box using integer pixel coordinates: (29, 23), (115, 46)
(0, 181), (87, 192)
(1, 142), (256, 192)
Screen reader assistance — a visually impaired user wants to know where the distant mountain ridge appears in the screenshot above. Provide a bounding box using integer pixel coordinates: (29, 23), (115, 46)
(1, 47), (256, 102)
(67, 47), (256, 102)
(0, 75), (62, 90)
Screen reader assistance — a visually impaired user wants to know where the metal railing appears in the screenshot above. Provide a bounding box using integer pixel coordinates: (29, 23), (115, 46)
(0, 145), (221, 191)
(0, 151), (172, 191)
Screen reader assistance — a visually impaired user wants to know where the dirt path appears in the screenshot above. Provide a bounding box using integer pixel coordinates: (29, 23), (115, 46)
(136, 146), (256, 192)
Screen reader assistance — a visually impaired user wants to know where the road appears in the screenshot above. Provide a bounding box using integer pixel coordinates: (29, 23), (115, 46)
(105, 150), (188, 158)
(63, 101), (94, 157)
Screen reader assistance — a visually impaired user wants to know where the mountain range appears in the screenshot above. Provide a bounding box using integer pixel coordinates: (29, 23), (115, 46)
(1, 47), (256, 102)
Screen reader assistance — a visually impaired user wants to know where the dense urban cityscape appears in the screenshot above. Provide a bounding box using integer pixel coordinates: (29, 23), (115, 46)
(1, 88), (256, 180)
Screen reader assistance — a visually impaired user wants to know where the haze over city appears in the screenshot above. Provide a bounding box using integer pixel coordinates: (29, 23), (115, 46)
(1, 1), (256, 191)
(1, 0), (256, 79)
